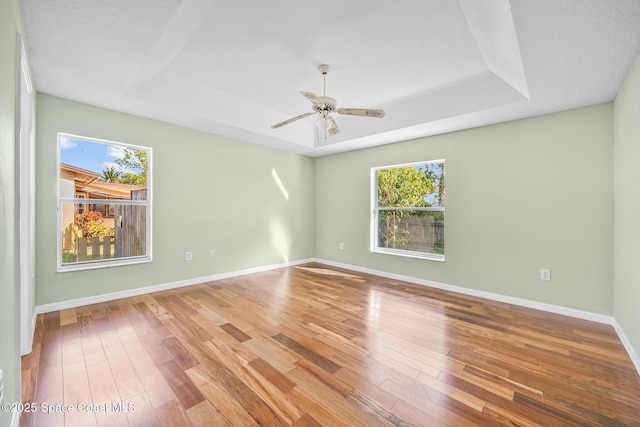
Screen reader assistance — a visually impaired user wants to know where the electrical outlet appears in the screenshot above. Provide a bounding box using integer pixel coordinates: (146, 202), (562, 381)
(185, 251), (192, 261)
(339, 242), (344, 250)
(540, 268), (551, 281)
(209, 249), (215, 258)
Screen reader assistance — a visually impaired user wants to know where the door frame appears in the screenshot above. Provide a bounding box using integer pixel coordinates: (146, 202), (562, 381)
(16, 33), (36, 356)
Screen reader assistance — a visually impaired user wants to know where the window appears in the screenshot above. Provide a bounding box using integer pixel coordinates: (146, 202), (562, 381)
(372, 160), (445, 261)
(57, 133), (151, 271)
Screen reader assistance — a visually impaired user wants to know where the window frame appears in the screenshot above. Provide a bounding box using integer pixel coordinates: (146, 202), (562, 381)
(56, 132), (152, 272)
(370, 159), (445, 262)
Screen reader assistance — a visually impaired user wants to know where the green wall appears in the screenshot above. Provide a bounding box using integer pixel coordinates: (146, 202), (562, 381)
(613, 54), (640, 359)
(35, 94), (315, 305)
(0, 0), (24, 424)
(315, 104), (614, 314)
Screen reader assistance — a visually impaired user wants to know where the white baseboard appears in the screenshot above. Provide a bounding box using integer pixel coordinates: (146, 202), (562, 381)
(314, 258), (613, 323)
(34, 258), (314, 315)
(313, 258), (640, 377)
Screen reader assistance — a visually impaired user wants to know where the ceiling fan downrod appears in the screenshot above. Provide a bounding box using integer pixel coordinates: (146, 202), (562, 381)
(319, 64), (329, 97)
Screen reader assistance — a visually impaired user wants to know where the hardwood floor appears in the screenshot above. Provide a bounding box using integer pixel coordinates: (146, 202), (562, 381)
(20, 262), (640, 426)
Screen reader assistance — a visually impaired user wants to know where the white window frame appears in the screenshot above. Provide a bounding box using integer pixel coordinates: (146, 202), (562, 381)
(371, 160), (445, 262)
(57, 133), (152, 272)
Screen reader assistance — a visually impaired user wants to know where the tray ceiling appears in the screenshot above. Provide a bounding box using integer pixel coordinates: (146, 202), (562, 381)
(22, 0), (640, 156)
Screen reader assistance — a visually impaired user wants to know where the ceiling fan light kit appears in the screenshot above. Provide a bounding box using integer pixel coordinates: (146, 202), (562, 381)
(271, 64), (385, 146)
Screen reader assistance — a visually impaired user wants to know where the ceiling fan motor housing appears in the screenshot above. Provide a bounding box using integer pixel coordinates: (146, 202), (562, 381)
(313, 96), (337, 113)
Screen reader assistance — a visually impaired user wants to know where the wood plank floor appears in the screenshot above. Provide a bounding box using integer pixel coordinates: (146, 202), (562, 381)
(20, 262), (640, 426)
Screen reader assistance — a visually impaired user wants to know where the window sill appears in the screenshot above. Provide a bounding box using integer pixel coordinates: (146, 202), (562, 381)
(371, 247), (445, 262)
(57, 256), (152, 272)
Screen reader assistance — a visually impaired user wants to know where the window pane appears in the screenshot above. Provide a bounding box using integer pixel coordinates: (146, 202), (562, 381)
(61, 202), (148, 265)
(377, 210), (444, 255)
(373, 160), (445, 259)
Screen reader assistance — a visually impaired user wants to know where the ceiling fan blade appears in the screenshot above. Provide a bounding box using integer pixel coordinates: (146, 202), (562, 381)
(328, 116), (340, 136)
(271, 112), (315, 129)
(337, 108), (385, 118)
(300, 91), (319, 104)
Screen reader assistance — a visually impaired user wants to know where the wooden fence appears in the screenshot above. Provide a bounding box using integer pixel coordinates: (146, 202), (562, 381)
(75, 236), (115, 261)
(379, 213), (444, 253)
(62, 189), (147, 263)
(114, 189), (147, 258)
(402, 216), (444, 253)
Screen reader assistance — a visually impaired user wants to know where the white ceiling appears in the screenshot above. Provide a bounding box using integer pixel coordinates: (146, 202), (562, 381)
(22, 0), (640, 157)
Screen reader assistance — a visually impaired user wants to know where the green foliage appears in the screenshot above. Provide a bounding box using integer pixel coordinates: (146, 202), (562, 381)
(118, 172), (146, 186)
(62, 252), (77, 264)
(115, 148), (148, 186)
(377, 166), (433, 208)
(85, 221), (113, 238)
(99, 166), (122, 183)
(97, 148), (148, 186)
(74, 211), (114, 238)
(377, 166), (430, 249)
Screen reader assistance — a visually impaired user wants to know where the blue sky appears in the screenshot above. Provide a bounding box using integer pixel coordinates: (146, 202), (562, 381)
(60, 135), (125, 174)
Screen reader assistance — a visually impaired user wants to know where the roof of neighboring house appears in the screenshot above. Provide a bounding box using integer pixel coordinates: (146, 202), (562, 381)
(60, 163), (145, 200)
(82, 181), (145, 199)
(60, 163), (99, 185)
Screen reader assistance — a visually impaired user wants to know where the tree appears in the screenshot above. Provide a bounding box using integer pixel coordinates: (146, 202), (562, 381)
(437, 165), (445, 208)
(423, 162), (445, 208)
(115, 148), (148, 186)
(377, 164), (442, 249)
(117, 172), (146, 186)
(99, 166), (122, 183)
(377, 166), (433, 208)
(377, 166), (428, 249)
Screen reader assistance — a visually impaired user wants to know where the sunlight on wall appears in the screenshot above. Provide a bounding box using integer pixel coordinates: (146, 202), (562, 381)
(270, 219), (290, 263)
(271, 168), (289, 201)
(270, 168), (291, 262)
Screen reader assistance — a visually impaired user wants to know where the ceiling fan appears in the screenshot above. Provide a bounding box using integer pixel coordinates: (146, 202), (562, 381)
(271, 64), (385, 145)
